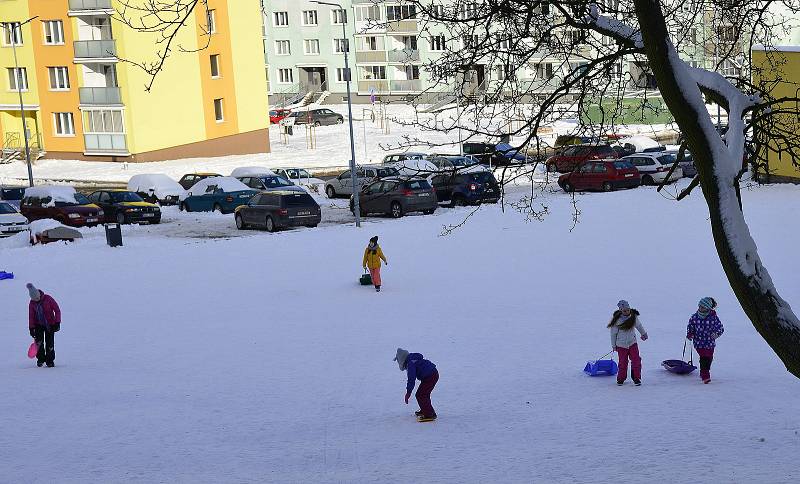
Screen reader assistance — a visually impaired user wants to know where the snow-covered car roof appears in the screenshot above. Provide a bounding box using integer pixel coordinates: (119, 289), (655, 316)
(618, 135), (660, 151)
(187, 177), (251, 195)
(230, 166), (275, 178)
(391, 159), (438, 177)
(127, 174), (183, 197)
(24, 185), (80, 204)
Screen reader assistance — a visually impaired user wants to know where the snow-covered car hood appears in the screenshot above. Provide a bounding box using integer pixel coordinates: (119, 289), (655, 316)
(0, 213), (28, 224)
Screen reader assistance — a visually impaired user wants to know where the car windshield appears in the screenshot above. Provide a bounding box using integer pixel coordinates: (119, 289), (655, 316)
(657, 154), (677, 164)
(613, 161), (635, 170)
(462, 172), (495, 183)
(0, 202), (17, 214)
(283, 193), (315, 206)
(1, 187), (24, 200)
(404, 180), (431, 190)
(110, 192), (144, 203)
(377, 168), (400, 177)
(262, 176), (293, 188)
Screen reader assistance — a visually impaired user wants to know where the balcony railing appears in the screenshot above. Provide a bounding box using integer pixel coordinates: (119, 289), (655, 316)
(74, 40), (117, 59)
(387, 49), (420, 63)
(79, 87), (122, 105)
(84, 133), (127, 154)
(387, 20), (419, 33)
(358, 80), (389, 93)
(390, 80), (422, 92)
(68, 0), (113, 11)
(355, 50), (387, 63)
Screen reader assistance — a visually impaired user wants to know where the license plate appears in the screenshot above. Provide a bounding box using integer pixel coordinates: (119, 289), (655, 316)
(418, 193), (430, 197)
(625, 174), (634, 177)
(298, 211), (311, 216)
(86, 218), (98, 223)
(143, 213), (154, 217)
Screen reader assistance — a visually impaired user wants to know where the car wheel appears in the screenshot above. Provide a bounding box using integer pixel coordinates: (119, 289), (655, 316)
(213, 203), (223, 213)
(642, 175), (654, 186)
(326, 185), (336, 199)
(422, 208), (436, 215)
(450, 195), (466, 207)
(547, 164), (557, 173)
(336, 118), (344, 124)
(180, 202), (189, 212)
(235, 214), (246, 230)
(116, 213), (126, 224)
(602, 182), (613, 192)
(314, 121), (321, 127)
(563, 181), (574, 193)
(265, 216), (276, 232)
(390, 202), (403, 218)
(306, 224), (318, 228)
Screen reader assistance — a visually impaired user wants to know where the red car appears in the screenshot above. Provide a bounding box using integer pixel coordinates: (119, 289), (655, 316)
(546, 144), (618, 173)
(20, 186), (104, 227)
(558, 160), (641, 192)
(269, 109), (291, 124)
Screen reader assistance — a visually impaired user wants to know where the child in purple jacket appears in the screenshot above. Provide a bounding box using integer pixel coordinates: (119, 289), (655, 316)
(687, 297), (724, 384)
(394, 348), (439, 422)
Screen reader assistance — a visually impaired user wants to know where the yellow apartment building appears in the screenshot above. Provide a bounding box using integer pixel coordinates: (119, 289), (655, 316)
(0, 0), (269, 162)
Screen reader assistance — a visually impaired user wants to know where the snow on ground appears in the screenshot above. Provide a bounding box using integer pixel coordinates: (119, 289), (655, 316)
(1, 179), (799, 483)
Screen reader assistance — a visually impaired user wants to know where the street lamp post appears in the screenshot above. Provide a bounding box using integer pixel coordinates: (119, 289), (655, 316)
(310, 1), (360, 227)
(10, 17), (39, 188)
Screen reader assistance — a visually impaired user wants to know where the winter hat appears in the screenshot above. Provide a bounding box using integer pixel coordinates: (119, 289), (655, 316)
(394, 347), (409, 371)
(617, 300), (630, 310)
(370, 236), (379, 243)
(699, 297), (716, 310)
(26, 283), (41, 301)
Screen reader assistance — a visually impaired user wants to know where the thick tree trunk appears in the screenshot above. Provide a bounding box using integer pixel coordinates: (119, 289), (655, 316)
(632, 0), (800, 377)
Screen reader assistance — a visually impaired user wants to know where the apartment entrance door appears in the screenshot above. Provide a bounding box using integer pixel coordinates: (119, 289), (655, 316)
(299, 67), (327, 91)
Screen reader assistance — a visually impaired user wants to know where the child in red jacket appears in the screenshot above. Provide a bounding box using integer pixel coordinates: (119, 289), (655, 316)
(27, 283), (61, 367)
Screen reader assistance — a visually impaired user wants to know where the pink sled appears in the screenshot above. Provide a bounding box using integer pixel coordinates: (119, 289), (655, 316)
(27, 341), (39, 359)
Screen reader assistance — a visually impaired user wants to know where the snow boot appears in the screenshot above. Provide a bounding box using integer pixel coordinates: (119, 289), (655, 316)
(634, 380), (641, 386)
(417, 415), (437, 422)
(617, 381), (624, 386)
(46, 362), (54, 368)
(703, 378), (711, 384)
(415, 410), (424, 417)
(36, 360), (44, 367)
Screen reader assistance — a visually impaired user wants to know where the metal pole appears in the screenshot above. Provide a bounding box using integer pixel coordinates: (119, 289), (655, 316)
(11, 19), (37, 188)
(456, 88), (463, 155)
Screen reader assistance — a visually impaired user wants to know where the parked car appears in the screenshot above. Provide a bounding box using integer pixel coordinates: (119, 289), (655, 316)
(20, 186), (104, 227)
(429, 155), (489, 173)
(621, 152), (684, 185)
(0, 185), (25, 208)
(230, 166), (274, 178)
(462, 142), (524, 166)
(557, 160), (641, 192)
(554, 135), (594, 147)
(269, 108), (291, 124)
(546, 144), (618, 173)
(350, 177), (437, 218)
(325, 165), (400, 198)
(128, 174), (183, 205)
(289, 108), (344, 126)
(390, 158), (439, 180)
(236, 174), (304, 192)
(235, 190), (321, 232)
(179, 177), (258, 213)
(613, 135), (661, 157)
(431, 171), (501, 206)
(671, 150), (697, 177)
(0, 201), (29, 237)
(88, 190), (161, 224)
(178, 172), (222, 190)
(270, 168), (326, 189)
(381, 152), (428, 164)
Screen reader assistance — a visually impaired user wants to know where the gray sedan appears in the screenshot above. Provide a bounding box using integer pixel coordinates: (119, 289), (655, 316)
(350, 177), (437, 218)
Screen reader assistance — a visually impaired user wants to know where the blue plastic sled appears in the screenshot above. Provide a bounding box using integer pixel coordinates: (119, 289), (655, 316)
(584, 359), (618, 376)
(0, 271), (13, 280)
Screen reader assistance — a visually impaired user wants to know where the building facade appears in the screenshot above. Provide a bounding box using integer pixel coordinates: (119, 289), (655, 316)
(1, 0), (269, 162)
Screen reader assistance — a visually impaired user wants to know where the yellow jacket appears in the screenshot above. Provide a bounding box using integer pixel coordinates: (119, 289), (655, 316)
(363, 246), (387, 269)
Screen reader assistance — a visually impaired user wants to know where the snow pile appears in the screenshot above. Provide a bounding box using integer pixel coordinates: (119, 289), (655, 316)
(23, 185), (78, 206)
(127, 174), (183, 199)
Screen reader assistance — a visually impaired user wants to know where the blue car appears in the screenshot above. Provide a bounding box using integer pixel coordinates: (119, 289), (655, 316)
(431, 171), (501, 206)
(179, 176), (258, 213)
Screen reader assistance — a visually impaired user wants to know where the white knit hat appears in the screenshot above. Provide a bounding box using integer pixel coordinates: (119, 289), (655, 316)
(26, 283), (41, 301)
(393, 348), (409, 371)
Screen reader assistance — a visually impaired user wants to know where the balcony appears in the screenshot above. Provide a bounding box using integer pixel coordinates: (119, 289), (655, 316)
(390, 80), (421, 92)
(387, 49), (420, 63)
(84, 133), (128, 155)
(387, 20), (419, 33)
(68, 0), (113, 15)
(355, 51), (387, 63)
(79, 87), (122, 105)
(357, 80), (389, 94)
(74, 40), (117, 61)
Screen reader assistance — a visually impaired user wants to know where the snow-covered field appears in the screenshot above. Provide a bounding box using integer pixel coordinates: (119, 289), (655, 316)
(1, 178), (799, 483)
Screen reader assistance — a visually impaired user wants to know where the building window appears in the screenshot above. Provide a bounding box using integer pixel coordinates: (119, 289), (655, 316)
(355, 6), (382, 22)
(1, 22), (22, 46)
(494, 64), (516, 81)
(210, 54), (220, 78)
(363, 65), (386, 80)
(275, 40), (290, 55)
(430, 5), (446, 17)
(534, 62), (554, 79)
(360, 36), (380, 51)
(277, 68), (293, 83)
(83, 109), (124, 137)
(333, 38), (349, 54)
(302, 10), (318, 26)
(53, 112), (75, 136)
(458, 3), (479, 19)
(404, 65), (420, 80)
(48, 67), (70, 90)
(7, 67), (28, 91)
(429, 35), (446, 51)
(386, 5), (417, 21)
(499, 37), (512, 50)
(213, 98), (224, 122)
(206, 9), (217, 34)
(401, 36), (418, 50)
(462, 35), (479, 49)
(331, 9), (348, 25)
(273, 11), (289, 27)
(43, 20), (65, 45)
(304, 39), (320, 55)
(336, 67), (350, 82)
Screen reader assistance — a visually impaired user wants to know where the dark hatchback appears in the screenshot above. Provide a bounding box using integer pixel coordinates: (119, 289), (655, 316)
(431, 171), (501, 206)
(88, 190), (162, 224)
(351, 177), (437, 218)
(178, 172), (222, 190)
(235, 191), (321, 232)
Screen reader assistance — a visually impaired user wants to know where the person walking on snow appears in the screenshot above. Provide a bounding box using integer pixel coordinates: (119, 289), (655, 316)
(687, 297), (724, 384)
(363, 236), (387, 292)
(608, 300), (648, 386)
(394, 348), (439, 422)
(27, 283), (61, 367)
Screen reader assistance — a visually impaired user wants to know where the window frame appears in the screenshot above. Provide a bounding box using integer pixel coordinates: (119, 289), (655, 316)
(209, 54), (220, 78)
(8, 67), (28, 91)
(53, 112), (75, 137)
(213, 98), (224, 122)
(303, 39), (320, 55)
(43, 20), (65, 45)
(48, 66), (71, 90)
(301, 10), (319, 26)
(277, 68), (294, 84)
(273, 11), (289, 27)
(206, 9), (217, 34)
(274, 40), (291, 56)
(1, 22), (23, 46)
